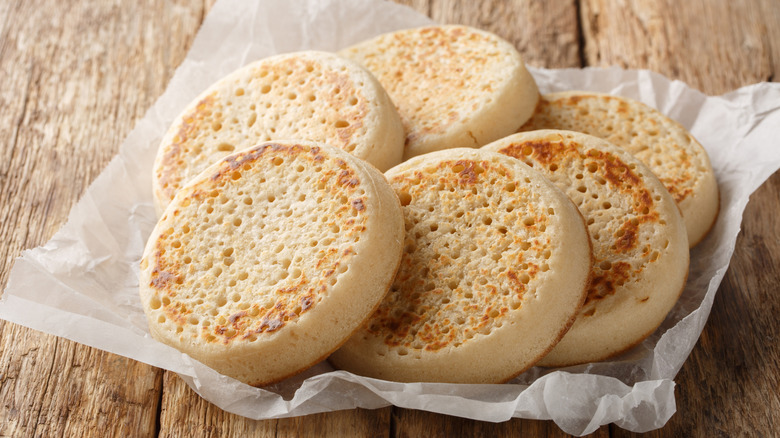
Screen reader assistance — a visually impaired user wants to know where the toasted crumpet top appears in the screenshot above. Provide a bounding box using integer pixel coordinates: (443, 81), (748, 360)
(153, 51), (404, 214)
(140, 140), (404, 386)
(330, 148), (591, 383)
(484, 130), (689, 367)
(340, 25), (539, 160)
(519, 91), (719, 247)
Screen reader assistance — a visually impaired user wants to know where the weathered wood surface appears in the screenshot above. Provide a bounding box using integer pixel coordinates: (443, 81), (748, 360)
(0, 0), (777, 436)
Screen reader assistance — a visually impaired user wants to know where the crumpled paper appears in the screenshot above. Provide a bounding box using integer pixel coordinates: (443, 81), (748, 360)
(1, 0), (779, 435)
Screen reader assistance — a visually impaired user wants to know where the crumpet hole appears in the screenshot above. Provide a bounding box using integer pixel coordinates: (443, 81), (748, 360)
(398, 192), (412, 206)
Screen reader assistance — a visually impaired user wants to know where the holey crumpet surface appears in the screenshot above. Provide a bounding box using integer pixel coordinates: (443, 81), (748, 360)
(331, 148), (591, 383)
(519, 92), (719, 247)
(484, 130), (689, 367)
(153, 51), (404, 214)
(140, 140), (404, 386)
(341, 25), (539, 160)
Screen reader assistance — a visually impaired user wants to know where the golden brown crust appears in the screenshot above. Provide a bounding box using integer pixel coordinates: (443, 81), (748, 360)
(153, 51), (404, 213)
(570, 266), (689, 367)
(495, 138), (660, 308)
(519, 91), (719, 247)
(148, 144), (368, 343)
(331, 148), (591, 383)
(340, 25), (539, 159)
(141, 140), (404, 386)
(484, 130), (689, 367)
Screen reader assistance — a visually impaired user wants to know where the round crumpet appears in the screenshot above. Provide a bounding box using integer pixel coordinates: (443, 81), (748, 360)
(140, 140), (404, 386)
(153, 51), (404, 214)
(484, 130), (689, 367)
(340, 25), (539, 160)
(330, 148), (591, 383)
(519, 91), (719, 247)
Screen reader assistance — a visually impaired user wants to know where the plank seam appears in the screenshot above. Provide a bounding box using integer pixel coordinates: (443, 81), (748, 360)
(200, 0), (209, 26)
(31, 338), (60, 437)
(575, 0), (586, 68)
(389, 407), (397, 438)
(154, 371), (164, 437)
(764, 27), (775, 83)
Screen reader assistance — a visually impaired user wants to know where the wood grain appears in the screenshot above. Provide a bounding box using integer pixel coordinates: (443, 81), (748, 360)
(580, 0), (774, 95)
(0, 0), (204, 436)
(0, 0), (778, 437)
(159, 373), (391, 437)
(392, 408), (610, 437)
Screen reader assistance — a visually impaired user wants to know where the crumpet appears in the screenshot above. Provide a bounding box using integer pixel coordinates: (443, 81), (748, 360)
(340, 25), (539, 160)
(140, 140), (404, 386)
(484, 130), (689, 367)
(153, 51), (404, 214)
(331, 148), (591, 383)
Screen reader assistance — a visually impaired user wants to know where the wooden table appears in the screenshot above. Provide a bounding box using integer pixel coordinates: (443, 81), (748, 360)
(1, 0), (778, 436)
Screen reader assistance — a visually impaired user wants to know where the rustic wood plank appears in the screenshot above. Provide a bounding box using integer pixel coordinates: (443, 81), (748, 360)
(391, 408), (610, 437)
(580, 0), (773, 95)
(159, 373), (276, 437)
(701, 172), (780, 431)
(0, 0), (205, 436)
(275, 409), (392, 437)
(158, 373), (391, 437)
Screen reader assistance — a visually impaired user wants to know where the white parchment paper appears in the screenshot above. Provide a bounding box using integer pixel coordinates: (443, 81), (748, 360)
(2, 0), (780, 435)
